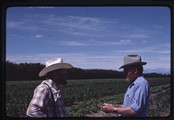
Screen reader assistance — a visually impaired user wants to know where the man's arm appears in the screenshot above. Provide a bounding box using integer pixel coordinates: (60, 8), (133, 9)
(115, 106), (138, 116)
(100, 103), (123, 108)
(101, 81), (149, 117)
(101, 103), (138, 116)
(26, 85), (48, 117)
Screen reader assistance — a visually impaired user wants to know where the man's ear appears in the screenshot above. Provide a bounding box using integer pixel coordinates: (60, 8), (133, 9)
(134, 67), (138, 74)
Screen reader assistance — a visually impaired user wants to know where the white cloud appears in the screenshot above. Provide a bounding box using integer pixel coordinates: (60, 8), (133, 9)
(7, 15), (116, 37)
(6, 52), (170, 73)
(7, 13), (163, 40)
(6, 53), (123, 70)
(35, 34), (43, 38)
(50, 16), (115, 37)
(7, 21), (23, 28)
(57, 39), (133, 46)
(7, 21), (43, 31)
(114, 43), (170, 54)
(6, 8), (170, 74)
(71, 31), (88, 36)
(114, 49), (170, 54)
(142, 40), (147, 43)
(120, 39), (132, 43)
(128, 33), (149, 39)
(7, 33), (25, 39)
(152, 25), (163, 29)
(111, 43), (171, 73)
(58, 41), (88, 46)
(144, 56), (170, 70)
(93, 39), (132, 46)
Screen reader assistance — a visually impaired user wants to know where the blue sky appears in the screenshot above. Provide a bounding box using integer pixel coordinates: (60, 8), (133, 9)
(6, 6), (171, 73)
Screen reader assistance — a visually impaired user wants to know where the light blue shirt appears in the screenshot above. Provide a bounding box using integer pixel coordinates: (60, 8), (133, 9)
(123, 76), (150, 117)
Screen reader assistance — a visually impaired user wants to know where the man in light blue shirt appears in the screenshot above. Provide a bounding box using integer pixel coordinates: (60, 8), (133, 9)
(123, 75), (149, 117)
(100, 55), (150, 117)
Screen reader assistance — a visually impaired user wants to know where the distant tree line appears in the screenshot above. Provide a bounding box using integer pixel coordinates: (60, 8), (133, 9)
(6, 61), (170, 81)
(6, 61), (45, 81)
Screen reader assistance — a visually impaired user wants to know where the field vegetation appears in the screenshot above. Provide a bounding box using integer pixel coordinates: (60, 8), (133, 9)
(6, 77), (170, 117)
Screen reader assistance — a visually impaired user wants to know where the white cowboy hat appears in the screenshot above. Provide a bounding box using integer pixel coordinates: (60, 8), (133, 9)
(39, 58), (73, 77)
(119, 55), (147, 69)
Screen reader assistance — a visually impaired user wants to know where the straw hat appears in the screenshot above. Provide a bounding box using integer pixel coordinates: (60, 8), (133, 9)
(119, 55), (147, 69)
(39, 58), (73, 77)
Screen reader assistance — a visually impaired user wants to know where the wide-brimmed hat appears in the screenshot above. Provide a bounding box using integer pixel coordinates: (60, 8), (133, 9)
(119, 55), (147, 69)
(39, 58), (73, 77)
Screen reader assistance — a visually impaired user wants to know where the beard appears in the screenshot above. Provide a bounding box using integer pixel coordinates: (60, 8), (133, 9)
(126, 77), (131, 83)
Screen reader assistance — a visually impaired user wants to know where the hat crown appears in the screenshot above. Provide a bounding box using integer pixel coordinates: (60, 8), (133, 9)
(119, 54), (146, 69)
(124, 55), (141, 64)
(39, 58), (73, 77)
(46, 58), (63, 67)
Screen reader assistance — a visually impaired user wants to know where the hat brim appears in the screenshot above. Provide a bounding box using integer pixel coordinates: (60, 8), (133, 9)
(119, 62), (147, 69)
(39, 63), (73, 77)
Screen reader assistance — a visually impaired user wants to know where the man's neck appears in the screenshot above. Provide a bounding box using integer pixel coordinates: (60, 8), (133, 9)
(129, 74), (142, 84)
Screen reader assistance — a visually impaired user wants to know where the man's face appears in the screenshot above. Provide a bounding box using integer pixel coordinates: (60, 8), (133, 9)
(123, 66), (137, 83)
(51, 69), (68, 85)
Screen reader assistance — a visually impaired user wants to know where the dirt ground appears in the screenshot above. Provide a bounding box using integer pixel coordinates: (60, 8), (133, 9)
(85, 110), (119, 117)
(85, 107), (170, 117)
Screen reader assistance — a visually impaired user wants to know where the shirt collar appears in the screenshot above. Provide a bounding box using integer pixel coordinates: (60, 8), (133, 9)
(42, 79), (60, 90)
(129, 75), (143, 88)
(129, 82), (134, 88)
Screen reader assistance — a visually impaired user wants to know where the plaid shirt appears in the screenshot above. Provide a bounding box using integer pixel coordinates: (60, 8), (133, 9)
(26, 79), (66, 117)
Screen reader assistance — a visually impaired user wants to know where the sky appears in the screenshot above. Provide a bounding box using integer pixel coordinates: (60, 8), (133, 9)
(6, 6), (171, 73)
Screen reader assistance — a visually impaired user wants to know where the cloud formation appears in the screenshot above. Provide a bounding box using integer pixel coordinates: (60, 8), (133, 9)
(6, 7), (170, 74)
(57, 39), (133, 46)
(6, 51), (170, 73)
(7, 14), (154, 39)
(114, 43), (170, 54)
(35, 35), (43, 38)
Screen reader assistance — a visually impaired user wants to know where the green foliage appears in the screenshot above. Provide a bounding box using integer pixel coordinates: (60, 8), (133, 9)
(148, 84), (170, 117)
(6, 78), (170, 117)
(66, 94), (124, 117)
(6, 61), (45, 81)
(6, 61), (170, 81)
(60, 79), (128, 105)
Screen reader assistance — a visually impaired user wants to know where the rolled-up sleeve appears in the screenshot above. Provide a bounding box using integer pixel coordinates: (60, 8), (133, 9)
(26, 85), (48, 117)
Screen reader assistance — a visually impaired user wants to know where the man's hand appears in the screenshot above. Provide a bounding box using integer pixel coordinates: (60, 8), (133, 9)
(100, 103), (115, 113)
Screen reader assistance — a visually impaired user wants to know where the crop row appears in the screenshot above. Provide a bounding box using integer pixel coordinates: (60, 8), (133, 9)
(6, 77), (170, 117)
(65, 84), (171, 117)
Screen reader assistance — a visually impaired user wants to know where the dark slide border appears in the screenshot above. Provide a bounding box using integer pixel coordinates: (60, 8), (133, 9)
(1, 0), (174, 119)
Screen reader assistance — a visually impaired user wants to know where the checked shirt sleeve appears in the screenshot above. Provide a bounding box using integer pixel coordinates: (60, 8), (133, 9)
(26, 85), (49, 117)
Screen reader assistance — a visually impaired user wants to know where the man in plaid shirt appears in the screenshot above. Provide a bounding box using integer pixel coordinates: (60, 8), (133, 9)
(26, 58), (73, 117)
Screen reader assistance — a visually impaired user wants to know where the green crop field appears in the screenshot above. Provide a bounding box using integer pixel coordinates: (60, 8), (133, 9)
(6, 78), (171, 117)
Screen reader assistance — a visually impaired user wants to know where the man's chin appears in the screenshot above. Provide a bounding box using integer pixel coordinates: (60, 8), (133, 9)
(126, 78), (129, 81)
(126, 78), (131, 83)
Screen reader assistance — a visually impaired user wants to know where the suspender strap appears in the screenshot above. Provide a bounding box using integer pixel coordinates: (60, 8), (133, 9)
(43, 83), (57, 117)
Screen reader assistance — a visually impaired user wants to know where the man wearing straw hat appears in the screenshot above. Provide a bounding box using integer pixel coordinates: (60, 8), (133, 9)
(100, 55), (150, 117)
(26, 58), (73, 117)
